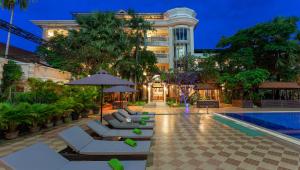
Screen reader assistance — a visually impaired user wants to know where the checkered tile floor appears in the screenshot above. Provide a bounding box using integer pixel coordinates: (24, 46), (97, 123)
(148, 114), (300, 170)
(1, 109), (300, 170)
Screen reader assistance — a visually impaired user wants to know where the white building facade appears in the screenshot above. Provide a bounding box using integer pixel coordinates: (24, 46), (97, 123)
(32, 7), (199, 72)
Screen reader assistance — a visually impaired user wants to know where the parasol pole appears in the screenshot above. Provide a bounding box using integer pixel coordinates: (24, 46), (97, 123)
(100, 85), (104, 123)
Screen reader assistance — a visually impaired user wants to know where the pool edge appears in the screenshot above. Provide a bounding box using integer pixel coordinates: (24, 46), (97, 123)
(212, 112), (300, 147)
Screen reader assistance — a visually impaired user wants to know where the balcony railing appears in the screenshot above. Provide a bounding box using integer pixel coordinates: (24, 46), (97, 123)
(147, 36), (168, 42)
(155, 53), (168, 58)
(146, 36), (168, 46)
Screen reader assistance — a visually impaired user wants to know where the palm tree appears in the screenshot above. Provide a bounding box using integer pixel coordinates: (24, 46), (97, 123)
(126, 9), (154, 101)
(1, 0), (30, 58)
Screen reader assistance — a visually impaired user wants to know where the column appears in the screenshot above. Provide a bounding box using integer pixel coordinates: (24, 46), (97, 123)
(164, 83), (167, 103)
(189, 27), (195, 55)
(148, 83), (152, 103)
(168, 27), (174, 69)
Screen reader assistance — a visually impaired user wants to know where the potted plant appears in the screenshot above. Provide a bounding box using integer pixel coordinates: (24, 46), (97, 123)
(54, 98), (74, 125)
(24, 104), (49, 133)
(91, 103), (100, 115)
(41, 105), (56, 128)
(0, 103), (25, 140)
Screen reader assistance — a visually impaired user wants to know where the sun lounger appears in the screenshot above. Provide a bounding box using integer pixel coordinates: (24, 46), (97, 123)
(58, 126), (151, 160)
(118, 109), (155, 122)
(124, 107), (155, 116)
(113, 112), (155, 124)
(0, 142), (146, 170)
(104, 115), (154, 129)
(87, 121), (153, 140)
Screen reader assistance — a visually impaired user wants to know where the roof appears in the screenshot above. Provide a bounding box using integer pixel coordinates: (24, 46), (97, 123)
(0, 43), (48, 66)
(0, 43), (35, 57)
(195, 83), (219, 90)
(259, 82), (300, 89)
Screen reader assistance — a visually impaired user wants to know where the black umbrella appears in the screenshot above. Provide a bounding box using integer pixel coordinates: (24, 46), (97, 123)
(66, 70), (134, 122)
(104, 86), (137, 109)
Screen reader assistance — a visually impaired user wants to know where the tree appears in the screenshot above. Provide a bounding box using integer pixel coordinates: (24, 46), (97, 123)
(217, 17), (300, 81)
(1, 60), (22, 101)
(219, 69), (269, 100)
(38, 12), (131, 76)
(1, 0), (31, 58)
(126, 9), (154, 101)
(200, 17), (300, 101)
(166, 71), (199, 105)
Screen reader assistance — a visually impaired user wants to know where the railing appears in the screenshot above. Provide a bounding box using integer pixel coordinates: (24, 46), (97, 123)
(155, 53), (168, 58)
(146, 36), (169, 46)
(147, 36), (168, 42)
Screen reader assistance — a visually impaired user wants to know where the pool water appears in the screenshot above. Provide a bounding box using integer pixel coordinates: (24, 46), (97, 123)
(224, 112), (300, 139)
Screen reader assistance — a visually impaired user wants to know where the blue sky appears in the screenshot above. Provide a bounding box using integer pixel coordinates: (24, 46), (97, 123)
(0, 0), (300, 52)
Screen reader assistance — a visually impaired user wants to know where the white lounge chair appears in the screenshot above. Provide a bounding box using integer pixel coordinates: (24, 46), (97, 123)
(118, 109), (155, 122)
(87, 121), (153, 140)
(0, 142), (146, 170)
(124, 108), (155, 116)
(58, 126), (151, 160)
(104, 115), (154, 129)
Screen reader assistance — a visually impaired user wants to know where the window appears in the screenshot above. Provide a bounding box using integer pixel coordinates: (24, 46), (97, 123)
(175, 45), (187, 59)
(173, 27), (189, 41)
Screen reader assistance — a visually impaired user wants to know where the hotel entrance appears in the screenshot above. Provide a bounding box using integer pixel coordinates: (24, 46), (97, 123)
(151, 84), (164, 101)
(147, 75), (167, 103)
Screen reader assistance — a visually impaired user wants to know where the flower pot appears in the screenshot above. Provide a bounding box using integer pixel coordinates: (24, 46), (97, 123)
(71, 112), (80, 120)
(55, 119), (63, 126)
(45, 122), (54, 128)
(63, 116), (72, 123)
(81, 112), (89, 118)
(93, 107), (99, 115)
(29, 124), (40, 133)
(4, 131), (19, 140)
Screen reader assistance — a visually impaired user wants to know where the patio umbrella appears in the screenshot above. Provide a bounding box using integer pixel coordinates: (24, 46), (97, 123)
(66, 70), (134, 122)
(104, 86), (138, 109)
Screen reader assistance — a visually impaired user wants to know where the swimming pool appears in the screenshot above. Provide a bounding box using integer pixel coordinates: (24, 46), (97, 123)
(223, 112), (300, 139)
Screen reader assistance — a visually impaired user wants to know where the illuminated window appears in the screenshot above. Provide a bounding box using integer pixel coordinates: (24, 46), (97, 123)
(46, 29), (68, 38)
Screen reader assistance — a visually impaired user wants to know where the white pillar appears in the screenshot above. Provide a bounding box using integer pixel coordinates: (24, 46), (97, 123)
(168, 27), (174, 69)
(148, 83), (151, 103)
(190, 27), (195, 55)
(164, 83), (167, 103)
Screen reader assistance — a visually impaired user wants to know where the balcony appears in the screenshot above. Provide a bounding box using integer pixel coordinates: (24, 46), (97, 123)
(155, 53), (168, 58)
(155, 53), (169, 63)
(146, 36), (168, 46)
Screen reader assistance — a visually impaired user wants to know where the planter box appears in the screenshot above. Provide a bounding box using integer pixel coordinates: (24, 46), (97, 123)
(260, 100), (300, 108)
(232, 100), (253, 108)
(5, 131), (19, 140)
(197, 100), (219, 108)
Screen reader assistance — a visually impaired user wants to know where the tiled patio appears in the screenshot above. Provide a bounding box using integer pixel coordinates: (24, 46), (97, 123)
(1, 107), (300, 170)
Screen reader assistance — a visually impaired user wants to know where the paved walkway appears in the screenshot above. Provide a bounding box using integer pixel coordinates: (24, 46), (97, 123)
(1, 107), (300, 169)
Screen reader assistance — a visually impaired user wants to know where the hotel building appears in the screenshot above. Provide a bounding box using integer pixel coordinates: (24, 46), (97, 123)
(31, 7), (199, 72)
(32, 7), (206, 104)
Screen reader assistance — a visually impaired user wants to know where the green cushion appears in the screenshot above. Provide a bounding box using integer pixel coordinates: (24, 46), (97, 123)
(108, 158), (124, 170)
(124, 138), (137, 147)
(139, 120), (146, 125)
(142, 112), (149, 115)
(141, 116), (150, 121)
(133, 128), (142, 135)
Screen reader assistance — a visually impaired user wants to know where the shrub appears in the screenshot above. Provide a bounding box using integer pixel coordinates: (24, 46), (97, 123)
(128, 101), (146, 106)
(1, 60), (22, 101)
(0, 103), (26, 133)
(23, 104), (50, 128)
